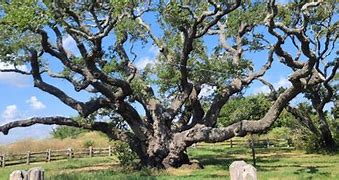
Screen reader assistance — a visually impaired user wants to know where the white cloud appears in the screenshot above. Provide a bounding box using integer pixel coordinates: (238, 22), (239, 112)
(1, 105), (18, 123)
(63, 35), (75, 48)
(0, 62), (30, 87)
(253, 77), (291, 95)
(275, 77), (291, 88)
(135, 45), (159, 70)
(149, 45), (160, 56)
(0, 104), (53, 144)
(199, 84), (217, 98)
(62, 35), (80, 56)
(26, 96), (46, 110)
(135, 57), (155, 70)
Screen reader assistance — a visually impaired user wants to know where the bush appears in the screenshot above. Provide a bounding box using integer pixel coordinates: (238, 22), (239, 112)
(267, 127), (292, 140)
(113, 141), (138, 167)
(291, 129), (323, 152)
(51, 126), (88, 139)
(83, 140), (95, 148)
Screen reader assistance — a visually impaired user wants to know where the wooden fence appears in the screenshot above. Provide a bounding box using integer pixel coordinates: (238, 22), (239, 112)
(195, 138), (294, 167)
(196, 138), (294, 149)
(0, 146), (112, 168)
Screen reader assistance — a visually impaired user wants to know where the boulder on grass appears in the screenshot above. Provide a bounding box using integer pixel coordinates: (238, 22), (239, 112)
(26, 167), (44, 180)
(229, 161), (257, 180)
(9, 167), (44, 180)
(9, 170), (26, 180)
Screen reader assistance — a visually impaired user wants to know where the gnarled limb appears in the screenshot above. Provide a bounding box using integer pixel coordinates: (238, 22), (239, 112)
(257, 78), (319, 135)
(182, 83), (304, 144)
(0, 116), (129, 141)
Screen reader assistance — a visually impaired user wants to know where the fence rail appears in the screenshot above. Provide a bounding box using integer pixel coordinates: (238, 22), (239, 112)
(195, 138), (293, 149)
(0, 146), (112, 168)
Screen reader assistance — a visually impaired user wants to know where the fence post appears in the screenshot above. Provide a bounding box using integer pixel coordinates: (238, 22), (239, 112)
(26, 151), (31, 165)
(108, 145), (112, 156)
(68, 147), (73, 159)
(230, 139), (233, 148)
(89, 146), (93, 158)
(250, 136), (256, 167)
(47, 149), (51, 162)
(2, 154), (5, 168)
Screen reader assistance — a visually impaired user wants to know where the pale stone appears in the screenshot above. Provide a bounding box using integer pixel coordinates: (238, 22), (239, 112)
(229, 161), (257, 180)
(26, 167), (44, 180)
(9, 170), (26, 180)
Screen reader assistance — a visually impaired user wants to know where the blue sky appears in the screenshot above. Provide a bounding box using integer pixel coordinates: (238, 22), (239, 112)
(0, 0), (336, 144)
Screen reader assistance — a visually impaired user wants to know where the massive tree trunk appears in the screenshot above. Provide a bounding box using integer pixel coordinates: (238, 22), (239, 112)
(127, 132), (191, 168)
(144, 140), (191, 168)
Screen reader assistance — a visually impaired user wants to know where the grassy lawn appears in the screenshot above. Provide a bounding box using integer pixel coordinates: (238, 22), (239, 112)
(0, 144), (338, 180)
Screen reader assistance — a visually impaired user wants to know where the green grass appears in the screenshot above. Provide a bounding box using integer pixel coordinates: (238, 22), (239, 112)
(0, 157), (116, 180)
(0, 144), (338, 180)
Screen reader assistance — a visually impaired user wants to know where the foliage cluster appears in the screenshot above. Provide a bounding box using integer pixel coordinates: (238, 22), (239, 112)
(51, 126), (88, 139)
(112, 141), (139, 168)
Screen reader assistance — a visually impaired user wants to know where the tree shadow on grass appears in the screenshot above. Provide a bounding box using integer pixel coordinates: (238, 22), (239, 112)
(191, 147), (249, 154)
(254, 148), (294, 154)
(195, 157), (237, 169)
(193, 155), (280, 171)
(293, 166), (330, 177)
(177, 173), (227, 179)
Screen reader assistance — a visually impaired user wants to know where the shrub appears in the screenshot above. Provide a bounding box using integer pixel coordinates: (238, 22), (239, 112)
(83, 140), (95, 148)
(51, 126), (88, 139)
(291, 128), (323, 152)
(267, 127), (292, 140)
(113, 141), (138, 167)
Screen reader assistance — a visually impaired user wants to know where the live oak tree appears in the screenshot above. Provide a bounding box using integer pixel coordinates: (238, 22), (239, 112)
(0, 1), (337, 168)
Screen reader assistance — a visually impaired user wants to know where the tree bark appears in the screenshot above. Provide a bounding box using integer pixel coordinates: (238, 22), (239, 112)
(316, 109), (336, 148)
(311, 93), (336, 148)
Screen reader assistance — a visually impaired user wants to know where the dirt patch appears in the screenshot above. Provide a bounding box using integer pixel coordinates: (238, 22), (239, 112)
(60, 162), (120, 174)
(166, 160), (203, 176)
(166, 167), (194, 176)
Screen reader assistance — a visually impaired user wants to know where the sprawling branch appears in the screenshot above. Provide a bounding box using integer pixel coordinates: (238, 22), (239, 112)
(194, 1), (242, 38)
(286, 106), (320, 135)
(28, 49), (110, 117)
(181, 82), (304, 144)
(0, 68), (32, 75)
(203, 46), (275, 127)
(172, 86), (204, 132)
(257, 78), (319, 135)
(0, 116), (130, 141)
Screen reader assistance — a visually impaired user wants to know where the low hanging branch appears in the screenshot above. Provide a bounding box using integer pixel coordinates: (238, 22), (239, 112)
(0, 116), (131, 142)
(0, 117), (81, 135)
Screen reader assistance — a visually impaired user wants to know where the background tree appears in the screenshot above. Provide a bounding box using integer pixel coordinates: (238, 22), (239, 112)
(0, 0), (337, 168)
(51, 126), (88, 139)
(218, 94), (271, 127)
